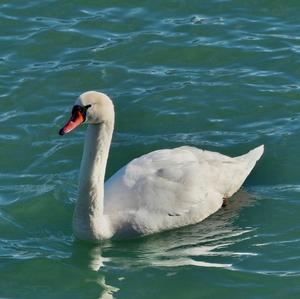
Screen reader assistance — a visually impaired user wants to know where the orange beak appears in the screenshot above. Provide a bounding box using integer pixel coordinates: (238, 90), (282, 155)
(59, 106), (85, 136)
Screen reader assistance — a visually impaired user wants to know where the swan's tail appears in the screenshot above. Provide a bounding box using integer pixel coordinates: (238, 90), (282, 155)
(236, 145), (264, 163)
(225, 145), (264, 198)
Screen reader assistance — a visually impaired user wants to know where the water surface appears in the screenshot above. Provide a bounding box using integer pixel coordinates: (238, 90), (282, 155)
(1, 0), (300, 298)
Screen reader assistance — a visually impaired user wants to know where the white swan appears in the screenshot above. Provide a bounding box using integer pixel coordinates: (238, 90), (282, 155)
(59, 91), (264, 241)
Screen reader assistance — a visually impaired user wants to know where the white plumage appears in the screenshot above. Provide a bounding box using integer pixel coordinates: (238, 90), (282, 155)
(104, 145), (263, 238)
(59, 91), (264, 241)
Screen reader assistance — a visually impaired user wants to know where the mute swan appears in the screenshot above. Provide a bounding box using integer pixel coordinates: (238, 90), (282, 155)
(59, 91), (264, 241)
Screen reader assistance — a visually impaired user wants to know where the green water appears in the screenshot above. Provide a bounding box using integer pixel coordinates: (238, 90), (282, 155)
(1, 0), (300, 298)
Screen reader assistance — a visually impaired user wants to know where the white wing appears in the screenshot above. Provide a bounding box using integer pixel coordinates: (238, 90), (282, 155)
(104, 145), (263, 221)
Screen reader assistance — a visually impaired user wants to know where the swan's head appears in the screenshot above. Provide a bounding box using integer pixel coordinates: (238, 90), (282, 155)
(59, 91), (114, 135)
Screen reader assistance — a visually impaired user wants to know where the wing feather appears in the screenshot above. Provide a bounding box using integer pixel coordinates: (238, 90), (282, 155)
(104, 147), (224, 216)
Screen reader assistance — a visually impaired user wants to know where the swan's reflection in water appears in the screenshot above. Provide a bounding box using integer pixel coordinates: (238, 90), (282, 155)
(88, 247), (120, 299)
(71, 190), (258, 298)
(71, 245), (119, 299)
(104, 190), (257, 269)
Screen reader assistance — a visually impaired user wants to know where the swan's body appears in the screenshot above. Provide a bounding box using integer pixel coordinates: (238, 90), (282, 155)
(59, 91), (264, 241)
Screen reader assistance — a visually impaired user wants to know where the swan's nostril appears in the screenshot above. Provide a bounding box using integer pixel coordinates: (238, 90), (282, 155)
(59, 109), (85, 136)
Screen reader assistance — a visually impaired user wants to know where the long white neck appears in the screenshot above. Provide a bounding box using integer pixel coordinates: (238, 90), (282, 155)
(73, 119), (114, 241)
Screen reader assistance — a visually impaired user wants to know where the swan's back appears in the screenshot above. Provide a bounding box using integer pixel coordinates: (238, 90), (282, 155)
(104, 145), (263, 236)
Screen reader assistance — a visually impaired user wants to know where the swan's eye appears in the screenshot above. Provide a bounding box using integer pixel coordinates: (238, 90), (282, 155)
(71, 105), (91, 122)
